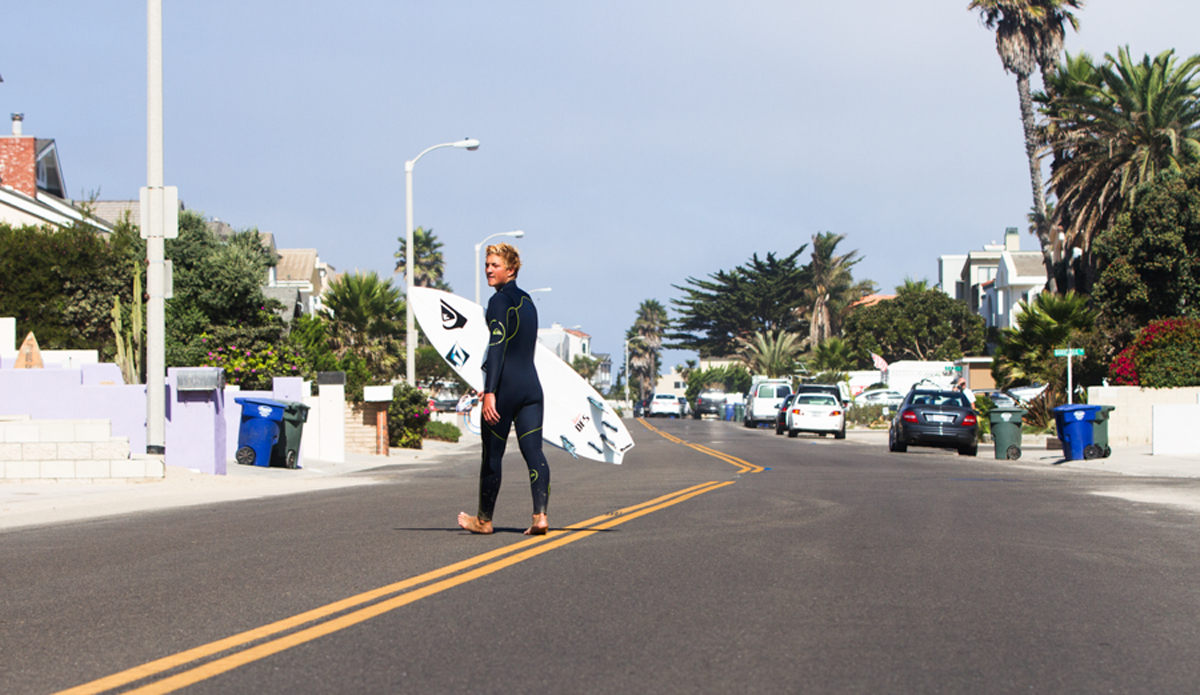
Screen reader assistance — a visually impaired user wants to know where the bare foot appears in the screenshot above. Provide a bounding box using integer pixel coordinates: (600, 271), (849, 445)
(524, 513), (549, 536)
(457, 512), (493, 534)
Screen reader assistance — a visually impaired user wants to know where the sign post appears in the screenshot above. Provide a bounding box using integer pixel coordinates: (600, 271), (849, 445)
(1054, 347), (1086, 403)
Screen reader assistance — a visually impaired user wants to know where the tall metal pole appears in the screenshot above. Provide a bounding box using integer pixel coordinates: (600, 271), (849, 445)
(145, 0), (166, 455)
(405, 162), (416, 385)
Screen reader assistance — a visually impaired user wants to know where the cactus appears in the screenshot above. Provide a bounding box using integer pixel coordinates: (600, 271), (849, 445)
(111, 271), (143, 385)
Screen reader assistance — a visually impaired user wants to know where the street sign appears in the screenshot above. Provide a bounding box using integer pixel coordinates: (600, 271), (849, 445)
(1054, 348), (1085, 357)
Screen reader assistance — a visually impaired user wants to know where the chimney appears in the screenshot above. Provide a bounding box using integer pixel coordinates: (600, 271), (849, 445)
(1005, 226), (1020, 252)
(0, 113), (37, 197)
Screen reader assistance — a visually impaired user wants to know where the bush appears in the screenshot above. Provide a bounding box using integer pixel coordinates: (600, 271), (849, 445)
(199, 331), (308, 391)
(1109, 318), (1200, 388)
(845, 403), (889, 427)
(388, 382), (431, 449)
(425, 420), (461, 443)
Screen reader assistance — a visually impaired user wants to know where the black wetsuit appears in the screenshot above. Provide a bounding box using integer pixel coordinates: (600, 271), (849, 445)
(477, 280), (550, 522)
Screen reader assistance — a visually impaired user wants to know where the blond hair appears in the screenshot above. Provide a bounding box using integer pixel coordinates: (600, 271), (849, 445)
(485, 242), (522, 277)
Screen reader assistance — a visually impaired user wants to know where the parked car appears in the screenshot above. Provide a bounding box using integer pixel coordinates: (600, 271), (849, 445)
(677, 396), (691, 417)
(774, 394), (797, 435)
(693, 391), (727, 419)
(888, 389), (978, 456)
(785, 392), (846, 438)
(632, 398), (648, 418)
(744, 379), (792, 427)
(649, 393), (684, 417)
(794, 384), (847, 406)
(853, 388), (903, 407)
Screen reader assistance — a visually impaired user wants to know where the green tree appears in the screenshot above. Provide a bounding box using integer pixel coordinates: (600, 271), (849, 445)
(571, 354), (600, 382)
(394, 226), (451, 290)
(842, 290), (986, 364)
(320, 271), (404, 379)
(0, 220), (138, 351)
(1092, 164), (1200, 328)
(801, 232), (875, 348)
(992, 291), (1104, 393)
(669, 247), (808, 356)
(628, 299), (669, 401)
(165, 211), (284, 367)
(970, 0), (1083, 292)
(1044, 48), (1200, 289)
(737, 330), (804, 378)
(811, 336), (855, 373)
(895, 277), (930, 295)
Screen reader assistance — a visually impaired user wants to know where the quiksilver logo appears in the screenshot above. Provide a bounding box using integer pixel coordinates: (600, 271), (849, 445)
(440, 300), (467, 330)
(445, 343), (469, 367)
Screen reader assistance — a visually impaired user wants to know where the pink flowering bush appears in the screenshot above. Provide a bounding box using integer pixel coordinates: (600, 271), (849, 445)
(1109, 318), (1200, 388)
(387, 382), (432, 449)
(199, 333), (308, 391)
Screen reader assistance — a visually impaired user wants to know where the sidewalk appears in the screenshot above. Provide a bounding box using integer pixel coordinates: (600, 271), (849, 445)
(0, 438), (479, 532)
(846, 427), (1200, 478)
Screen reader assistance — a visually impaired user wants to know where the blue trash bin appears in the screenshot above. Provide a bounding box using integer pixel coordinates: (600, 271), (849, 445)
(1053, 404), (1101, 461)
(724, 403), (735, 421)
(234, 397), (287, 467)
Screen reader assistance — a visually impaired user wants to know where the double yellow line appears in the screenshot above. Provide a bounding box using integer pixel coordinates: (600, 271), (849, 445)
(57, 481), (733, 695)
(637, 418), (765, 474)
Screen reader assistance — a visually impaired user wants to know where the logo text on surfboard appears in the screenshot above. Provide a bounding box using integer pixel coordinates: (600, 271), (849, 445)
(445, 343), (470, 367)
(440, 300), (468, 330)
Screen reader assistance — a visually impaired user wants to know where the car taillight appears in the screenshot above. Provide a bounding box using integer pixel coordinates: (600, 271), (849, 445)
(901, 410), (918, 423)
(830, 410), (842, 417)
(962, 413), (977, 426)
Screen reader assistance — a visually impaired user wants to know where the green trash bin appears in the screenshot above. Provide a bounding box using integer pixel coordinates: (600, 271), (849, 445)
(988, 407), (1026, 460)
(1091, 405), (1115, 459)
(733, 403), (745, 423)
(271, 400), (310, 469)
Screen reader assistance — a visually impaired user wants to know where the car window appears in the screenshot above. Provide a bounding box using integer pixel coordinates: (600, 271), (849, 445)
(775, 386), (791, 397)
(797, 395), (836, 405)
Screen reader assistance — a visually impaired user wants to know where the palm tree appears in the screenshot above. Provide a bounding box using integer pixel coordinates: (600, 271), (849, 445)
(811, 337), (855, 373)
(394, 227), (451, 290)
(800, 232), (874, 349)
(992, 291), (1096, 388)
(895, 277), (930, 295)
(320, 271), (404, 378)
(970, 0), (1083, 292)
(628, 300), (669, 401)
(1043, 48), (1200, 289)
(737, 330), (804, 378)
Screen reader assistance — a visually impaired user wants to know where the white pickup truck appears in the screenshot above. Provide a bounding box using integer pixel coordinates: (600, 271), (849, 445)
(743, 378), (792, 428)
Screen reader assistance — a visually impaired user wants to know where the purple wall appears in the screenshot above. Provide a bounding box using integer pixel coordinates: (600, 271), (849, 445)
(165, 368), (226, 475)
(0, 368), (147, 454)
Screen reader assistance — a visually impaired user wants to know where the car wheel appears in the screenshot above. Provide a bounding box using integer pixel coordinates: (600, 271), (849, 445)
(786, 429), (799, 438)
(888, 430), (906, 453)
(693, 411), (701, 420)
(775, 421), (784, 435)
(958, 445), (978, 456)
(834, 428), (846, 440)
(743, 418), (754, 428)
(818, 432), (827, 437)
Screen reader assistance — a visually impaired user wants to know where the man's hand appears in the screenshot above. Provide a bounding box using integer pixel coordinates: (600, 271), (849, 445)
(482, 392), (500, 425)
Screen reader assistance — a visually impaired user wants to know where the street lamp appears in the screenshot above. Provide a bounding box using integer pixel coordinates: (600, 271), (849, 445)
(474, 230), (524, 304)
(405, 138), (479, 385)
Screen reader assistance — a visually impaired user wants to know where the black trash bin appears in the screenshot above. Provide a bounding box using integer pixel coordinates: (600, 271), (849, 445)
(272, 400), (310, 469)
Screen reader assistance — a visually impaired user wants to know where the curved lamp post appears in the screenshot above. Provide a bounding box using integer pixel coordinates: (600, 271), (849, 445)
(474, 230), (524, 305)
(405, 138), (479, 385)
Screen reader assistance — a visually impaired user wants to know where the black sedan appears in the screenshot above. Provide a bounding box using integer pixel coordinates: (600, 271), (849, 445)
(888, 389), (979, 456)
(774, 394), (797, 435)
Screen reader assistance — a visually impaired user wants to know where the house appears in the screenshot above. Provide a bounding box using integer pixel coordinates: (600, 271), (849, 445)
(0, 114), (113, 232)
(266, 248), (335, 316)
(939, 227), (1044, 329)
(538, 323), (613, 390)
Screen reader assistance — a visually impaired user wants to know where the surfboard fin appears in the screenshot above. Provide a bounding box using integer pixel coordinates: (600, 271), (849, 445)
(559, 436), (578, 459)
(602, 420), (619, 432)
(600, 433), (615, 449)
(587, 441), (603, 454)
(587, 396), (606, 411)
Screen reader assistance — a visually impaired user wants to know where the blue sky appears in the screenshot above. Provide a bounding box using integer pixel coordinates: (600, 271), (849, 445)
(6, 1), (1200, 371)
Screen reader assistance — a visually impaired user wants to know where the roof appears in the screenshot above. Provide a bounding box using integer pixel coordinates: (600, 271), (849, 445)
(91, 200), (139, 228)
(0, 186), (113, 232)
(276, 249), (318, 283)
(1011, 253), (1044, 277)
(564, 328), (591, 339)
(852, 294), (895, 308)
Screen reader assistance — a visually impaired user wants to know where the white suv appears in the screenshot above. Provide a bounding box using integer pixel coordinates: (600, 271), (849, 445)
(648, 393), (683, 417)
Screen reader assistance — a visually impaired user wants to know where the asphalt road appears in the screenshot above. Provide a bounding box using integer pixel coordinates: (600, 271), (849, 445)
(5, 418), (1200, 694)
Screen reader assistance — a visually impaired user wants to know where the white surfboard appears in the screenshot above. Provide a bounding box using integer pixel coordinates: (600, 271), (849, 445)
(410, 287), (635, 464)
